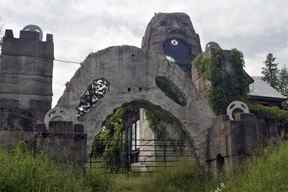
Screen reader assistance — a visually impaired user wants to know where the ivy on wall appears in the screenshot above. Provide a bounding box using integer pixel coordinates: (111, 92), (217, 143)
(90, 100), (185, 169)
(91, 107), (125, 170)
(145, 109), (183, 140)
(155, 76), (187, 106)
(193, 47), (251, 114)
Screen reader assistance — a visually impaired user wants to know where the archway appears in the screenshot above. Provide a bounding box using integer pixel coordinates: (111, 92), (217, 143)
(49, 46), (215, 166)
(90, 100), (195, 171)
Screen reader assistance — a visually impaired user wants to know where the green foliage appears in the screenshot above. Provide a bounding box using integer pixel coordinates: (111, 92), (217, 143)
(91, 107), (125, 171)
(208, 86), (227, 115)
(278, 66), (288, 96)
(85, 168), (112, 192)
(145, 109), (166, 138)
(193, 53), (214, 80)
(155, 76), (187, 106)
(5, 143), (288, 192)
(0, 145), (90, 192)
(108, 160), (212, 192)
(193, 47), (250, 114)
(260, 53), (288, 98)
(249, 104), (288, 123)
(222, 143), (288, 192)
(261, 53), (279, 89)
(91, 100), (184, 166)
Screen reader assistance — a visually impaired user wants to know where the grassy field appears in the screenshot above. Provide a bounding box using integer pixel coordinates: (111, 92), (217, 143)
(222, 144), (288, 192)
(1, 143), (288, 192)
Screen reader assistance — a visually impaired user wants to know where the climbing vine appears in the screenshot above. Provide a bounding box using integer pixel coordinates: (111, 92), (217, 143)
(90, 100), (185, 171)
(91, 107), (125, 170)
(193, 47), (251, 114)
(155, 76), (187, 106)
(90, 100), (184, 170)
(145, 110), (168, 139)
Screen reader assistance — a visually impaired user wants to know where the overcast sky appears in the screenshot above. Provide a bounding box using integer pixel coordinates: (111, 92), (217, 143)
(1, 0), (288, 106)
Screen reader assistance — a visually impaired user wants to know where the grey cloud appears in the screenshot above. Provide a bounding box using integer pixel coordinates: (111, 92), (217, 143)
(1, 0), (288, 105)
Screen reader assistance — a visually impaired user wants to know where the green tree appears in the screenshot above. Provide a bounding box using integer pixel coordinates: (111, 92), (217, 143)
(278, 66), (288, 97)
(261, 53), (279, 89)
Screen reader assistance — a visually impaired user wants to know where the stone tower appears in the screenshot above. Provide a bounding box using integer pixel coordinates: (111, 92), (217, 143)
(0, 26), (54, 127)
(142, 12), (202, 73)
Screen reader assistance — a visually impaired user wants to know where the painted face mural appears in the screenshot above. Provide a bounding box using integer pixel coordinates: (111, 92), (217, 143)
(163, 38), (193, 72)
(76, 78), (110, 117)
(142, 13), (202, 73)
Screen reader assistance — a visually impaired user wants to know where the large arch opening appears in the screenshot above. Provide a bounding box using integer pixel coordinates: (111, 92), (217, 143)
(89, 100), (194, 172)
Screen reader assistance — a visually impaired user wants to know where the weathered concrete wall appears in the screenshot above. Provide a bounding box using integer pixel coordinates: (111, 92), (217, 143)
(36, 122), (87, 167)
(51, 45), (215, 163)
(0, 28), (54, 124)
(191, 65), (211, 97)
(0, 121), (87, 167)
(206, 113), (282, 174)
(142, 12), (202, 62)
(0, 130), (35, 150)
(2, 29), (53, 59)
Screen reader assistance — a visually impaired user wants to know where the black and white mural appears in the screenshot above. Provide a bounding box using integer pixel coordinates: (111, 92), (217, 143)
(76, 78), (110, 117)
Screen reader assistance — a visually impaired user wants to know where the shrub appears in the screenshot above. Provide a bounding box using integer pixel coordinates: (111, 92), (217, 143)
(193, 48), (250, 114)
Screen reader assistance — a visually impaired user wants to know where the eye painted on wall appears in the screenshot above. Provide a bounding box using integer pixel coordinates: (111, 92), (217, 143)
(163, 38), (192, 72)
(170, 39), (179, 46)
(76, 78), (110, 118)
(155, 76), (187, 106)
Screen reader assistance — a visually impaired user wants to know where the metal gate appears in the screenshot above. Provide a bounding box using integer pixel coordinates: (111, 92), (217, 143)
(88, 138), (195, 173)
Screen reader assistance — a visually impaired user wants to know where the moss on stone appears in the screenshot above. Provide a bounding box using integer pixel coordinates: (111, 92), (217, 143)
(90, 100), (185, 169)
(193, 48), (250, 114)
(155, 76), (187, 106)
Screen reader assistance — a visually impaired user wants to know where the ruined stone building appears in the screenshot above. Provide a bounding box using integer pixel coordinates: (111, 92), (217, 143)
(0, 13), (286, 173)
(0, 26), (53, 127)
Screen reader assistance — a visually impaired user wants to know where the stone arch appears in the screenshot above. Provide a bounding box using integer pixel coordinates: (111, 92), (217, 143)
(90, 99), (194, 154)
(90, 99), (198, 165)
(51, 45), (214, 162)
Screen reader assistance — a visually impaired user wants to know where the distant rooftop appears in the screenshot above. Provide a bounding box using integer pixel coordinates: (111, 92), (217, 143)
(249, 77), (286, 99)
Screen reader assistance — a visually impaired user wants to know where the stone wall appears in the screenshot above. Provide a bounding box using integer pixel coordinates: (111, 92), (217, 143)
(2, 29), (53, 59)
(36, 121), (87, 167)
(191, 64), (211, 97)
(206, 113), (282, 175)
(0, 121), (87, 168)
(0, 28), (54, 124)
(142, 12), (202, 62)
(51, 45), (215, 163)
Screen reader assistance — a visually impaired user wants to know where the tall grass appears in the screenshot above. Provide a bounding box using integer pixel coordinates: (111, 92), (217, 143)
(2, 143), (288, 192)
(0, 146), (90, 192)
(108, 143), (288, 192)
(223, 143), (288, 192)
(109, 160), (213, 192)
